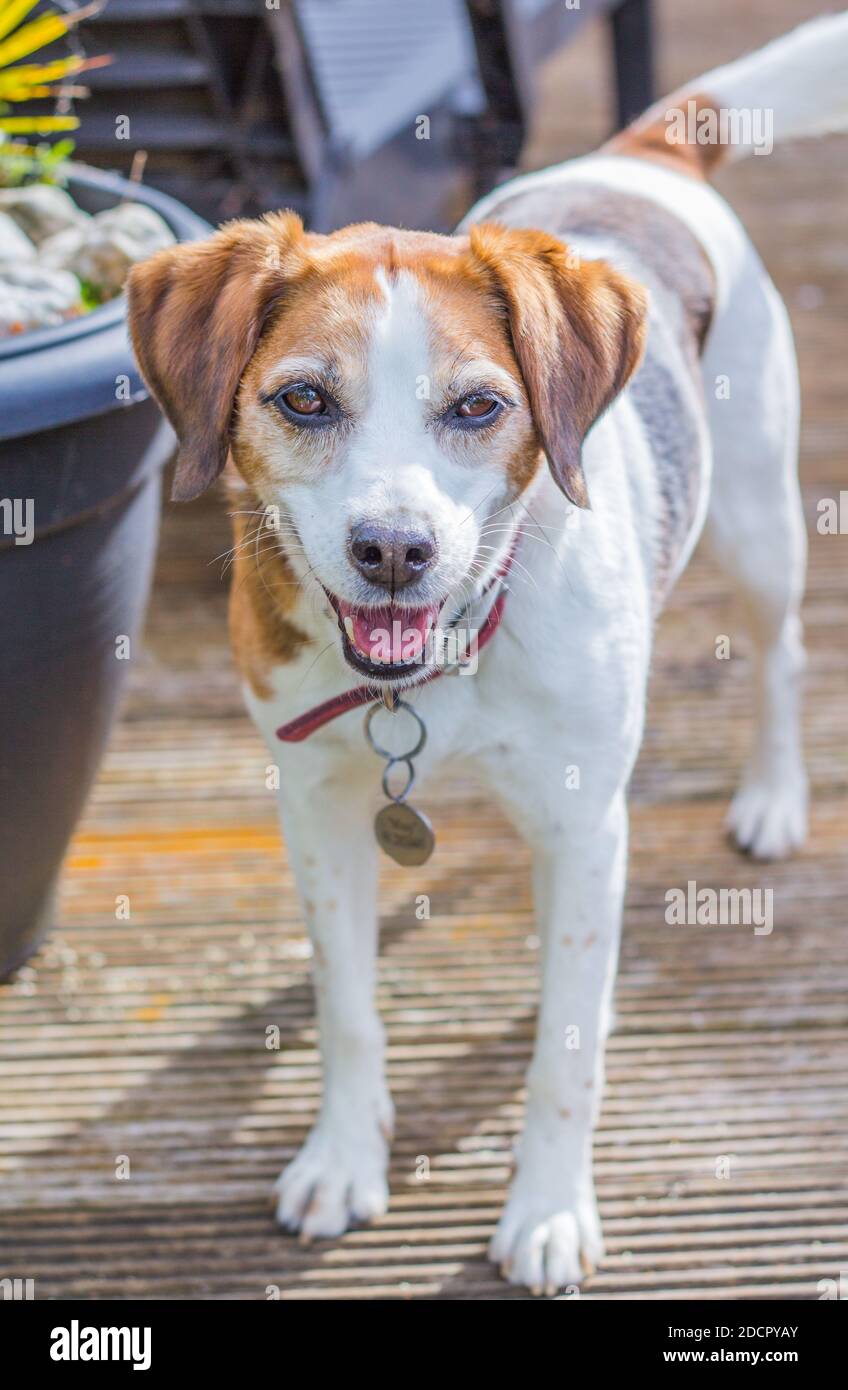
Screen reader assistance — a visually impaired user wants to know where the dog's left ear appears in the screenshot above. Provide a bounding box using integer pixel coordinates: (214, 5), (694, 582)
(469, 223), (648, 508)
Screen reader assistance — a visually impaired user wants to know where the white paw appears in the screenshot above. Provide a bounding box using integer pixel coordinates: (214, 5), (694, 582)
(490, 1186), (603, 1296)
(274, 1118), (390, 1240)
(726, 772), (808, 860)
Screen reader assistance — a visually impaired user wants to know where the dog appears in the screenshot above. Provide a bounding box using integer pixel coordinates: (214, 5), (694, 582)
(127, 14), (847, 1294)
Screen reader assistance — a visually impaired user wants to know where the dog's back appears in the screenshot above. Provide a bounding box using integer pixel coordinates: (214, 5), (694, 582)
(462, 11), (848, 603)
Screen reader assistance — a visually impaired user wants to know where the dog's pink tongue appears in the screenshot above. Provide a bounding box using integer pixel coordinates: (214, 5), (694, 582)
(339, 602), (437, 664)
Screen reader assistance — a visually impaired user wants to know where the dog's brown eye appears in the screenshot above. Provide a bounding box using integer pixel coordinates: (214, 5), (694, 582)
(456, 393), (499, 420)
(282, 385), (326, 416)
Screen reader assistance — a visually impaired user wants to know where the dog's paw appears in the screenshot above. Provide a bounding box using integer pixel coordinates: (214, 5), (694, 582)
(489, 1186), (603, 1296)
(274, 1120), (389, 1240)
(726, 772), (808, 861)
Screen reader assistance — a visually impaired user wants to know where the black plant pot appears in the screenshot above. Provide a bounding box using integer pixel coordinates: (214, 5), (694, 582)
(0, 166), (209, 978)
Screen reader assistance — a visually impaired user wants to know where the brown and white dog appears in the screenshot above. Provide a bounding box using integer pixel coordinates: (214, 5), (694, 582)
(128, 17), (847, 1293)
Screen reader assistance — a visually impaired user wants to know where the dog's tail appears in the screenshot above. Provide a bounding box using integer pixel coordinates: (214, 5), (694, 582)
(605, 11), (848, 177)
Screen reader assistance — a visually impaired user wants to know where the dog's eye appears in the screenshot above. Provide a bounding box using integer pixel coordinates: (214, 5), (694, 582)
(455, 393), (501, 421)
(279, 384), (327, 416)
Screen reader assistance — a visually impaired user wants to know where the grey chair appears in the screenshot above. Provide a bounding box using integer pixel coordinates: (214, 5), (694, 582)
(70, 0), (653, 229)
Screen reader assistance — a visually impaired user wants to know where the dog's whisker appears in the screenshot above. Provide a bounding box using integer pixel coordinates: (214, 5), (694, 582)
(460, 482), (503, 526)
(294, 639), (336, 693)
(473, 545), (537, 591)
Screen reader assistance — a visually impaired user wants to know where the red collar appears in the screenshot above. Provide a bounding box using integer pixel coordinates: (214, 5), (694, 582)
(276, 546), (515, 743)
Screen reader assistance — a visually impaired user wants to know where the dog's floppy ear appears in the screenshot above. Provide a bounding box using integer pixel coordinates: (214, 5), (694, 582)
(127, 212), (306, 502)
(469, 223), (647, 508)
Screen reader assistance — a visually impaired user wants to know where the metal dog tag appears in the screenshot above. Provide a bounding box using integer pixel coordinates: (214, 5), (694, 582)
(365, 699), (435, 866)
(374, 801), (435, 867)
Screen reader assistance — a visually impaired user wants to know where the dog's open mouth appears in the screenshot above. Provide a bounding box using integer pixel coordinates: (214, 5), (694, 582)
(326, 592), (441, 681)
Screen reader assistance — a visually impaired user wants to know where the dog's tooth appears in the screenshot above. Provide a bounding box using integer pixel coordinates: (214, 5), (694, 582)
(343, 616), (355, 641)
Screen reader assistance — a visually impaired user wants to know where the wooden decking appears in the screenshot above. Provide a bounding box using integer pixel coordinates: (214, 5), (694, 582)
(2, 0), (847, 1299)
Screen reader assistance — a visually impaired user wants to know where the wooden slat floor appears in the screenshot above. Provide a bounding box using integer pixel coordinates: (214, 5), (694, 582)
(2, 0), (847, 1299)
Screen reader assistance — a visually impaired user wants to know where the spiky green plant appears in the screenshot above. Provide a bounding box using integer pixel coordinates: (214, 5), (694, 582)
(0, 0), (107, 138)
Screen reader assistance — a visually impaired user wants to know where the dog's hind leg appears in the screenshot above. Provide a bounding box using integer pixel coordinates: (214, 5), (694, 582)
(701, 265), (808, 860)
(268, 761), (392, 1238)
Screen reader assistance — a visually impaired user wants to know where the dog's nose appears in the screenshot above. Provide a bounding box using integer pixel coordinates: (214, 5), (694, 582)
(348, 523), (437, 589)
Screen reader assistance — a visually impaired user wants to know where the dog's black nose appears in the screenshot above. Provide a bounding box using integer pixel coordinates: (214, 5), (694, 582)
(348, 523), (437, 589)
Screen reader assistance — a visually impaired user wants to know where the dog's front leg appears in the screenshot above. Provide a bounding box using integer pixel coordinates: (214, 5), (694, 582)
(491, 792), (628, 1294)
(272, 766), (392, 1239)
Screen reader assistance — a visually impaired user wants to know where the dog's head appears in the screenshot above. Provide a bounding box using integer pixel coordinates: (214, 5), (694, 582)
(127, 213), (646, 682)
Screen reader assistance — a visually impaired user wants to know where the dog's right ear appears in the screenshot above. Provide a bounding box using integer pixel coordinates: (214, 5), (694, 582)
(127, 212), (306, 502)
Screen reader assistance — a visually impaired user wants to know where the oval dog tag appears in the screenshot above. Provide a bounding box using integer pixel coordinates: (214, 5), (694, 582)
(374, 801), (435, 866)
